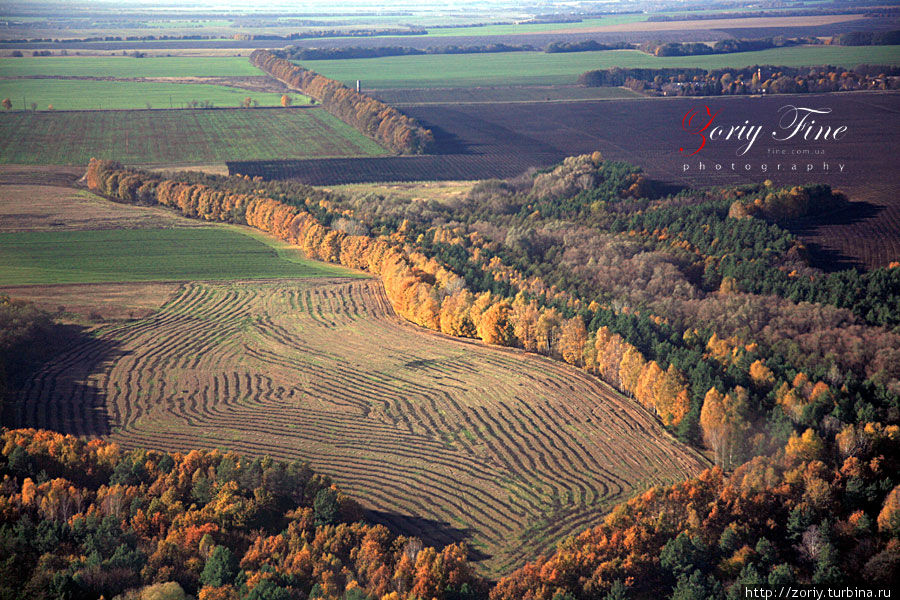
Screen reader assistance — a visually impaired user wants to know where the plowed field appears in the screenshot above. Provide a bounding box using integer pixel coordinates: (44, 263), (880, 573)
(7, 277), (708, 575)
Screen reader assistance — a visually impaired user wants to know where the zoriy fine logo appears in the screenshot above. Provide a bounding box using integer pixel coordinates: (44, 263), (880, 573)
(680, 104), (849, 174)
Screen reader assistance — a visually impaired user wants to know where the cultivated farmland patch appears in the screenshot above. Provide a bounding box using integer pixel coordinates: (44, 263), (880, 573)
(0, 227), (358, 285)
(0, 108), (386, 165)
(0, 55), (264, 78)
(0, 184), (207, 232)
(6, 278), (708, 575)
(0, 78), (289, 111)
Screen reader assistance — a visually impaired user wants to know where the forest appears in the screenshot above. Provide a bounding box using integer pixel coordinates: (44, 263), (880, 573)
(0, 429), (482, 600)
(637, 38), (807, 58)
(249, 50), (435, 155)
(9, 154), (896, 599)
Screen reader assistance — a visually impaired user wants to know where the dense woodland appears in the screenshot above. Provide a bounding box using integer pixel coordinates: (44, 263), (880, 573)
(14, 155), (899, 598)
(636, 37), (811, 58)
(579, 64), (900, 95)
(833, 30), (900, 46)
(0, 429), (482, 600)
(249, 50), (434, 155)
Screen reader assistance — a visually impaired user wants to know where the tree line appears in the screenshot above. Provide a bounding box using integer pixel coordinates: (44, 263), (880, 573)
(249, 50), (434, 155)
(833, 30), (900, 46)
(637, 37), (813, 58)
(277, 40), (632, 61)
(578, 64), (900, 95)
(646, 7), (891, 21)
(278, 44), (536, 61)
(234, 28), (425, 42)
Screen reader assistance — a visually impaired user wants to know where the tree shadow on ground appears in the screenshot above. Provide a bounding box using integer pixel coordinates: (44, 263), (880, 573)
(787, 200), (884, 271)
(363, 508), (491, 563)
(1, 322), (120, 437)
(421, 122), (471, 155)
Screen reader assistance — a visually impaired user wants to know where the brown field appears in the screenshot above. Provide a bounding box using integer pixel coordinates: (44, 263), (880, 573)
(6, 277), (708, 575)
(0, 164), (85, 186)
(549, 14), (866, 34)
(0, 282), (180, 321)
(329, 180), (476, 204)
(236, 92), (900, 269)
(0, 184), (210, 232)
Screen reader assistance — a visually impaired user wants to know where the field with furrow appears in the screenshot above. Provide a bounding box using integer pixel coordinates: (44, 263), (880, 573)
(8, 277), (708, 575)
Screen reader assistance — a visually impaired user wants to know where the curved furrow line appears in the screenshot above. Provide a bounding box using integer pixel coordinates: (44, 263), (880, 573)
(460, 405), (569, 504)
(324, 287), (353, 326)
(423, 393), (478, 455)
(252, 315), (316, 352)
(473, 398), (598, 505)
(199, 396), (525, 499)
(241, 347), (380, 417)
(528, 399), (631, 481)
(304, 289), (331, 328)
(502, 399), (608, 503)
(344, 283), (361, 319)
(487, 400), (599, 507)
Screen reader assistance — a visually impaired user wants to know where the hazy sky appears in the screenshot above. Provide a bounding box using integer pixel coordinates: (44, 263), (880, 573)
(4, 0), (636, 13)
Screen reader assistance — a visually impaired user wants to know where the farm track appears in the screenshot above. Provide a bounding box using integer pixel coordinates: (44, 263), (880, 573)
(9, 277), (708, 575)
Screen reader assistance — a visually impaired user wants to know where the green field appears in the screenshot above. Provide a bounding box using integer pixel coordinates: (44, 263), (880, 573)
(0, 56), (262, 78)
(0, 227), (357, 285)
(0, 108), (386, 165)
(420, 15), (649, 37)
(0, 78), (300, 111)
(305, 45), (900, 89)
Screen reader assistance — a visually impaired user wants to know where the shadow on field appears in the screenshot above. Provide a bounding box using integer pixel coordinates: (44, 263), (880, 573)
(421, 122), (471, 156)
(1, 323), (118, 437)
(364, 509), (491, 562)
(787, 200), (884, 271)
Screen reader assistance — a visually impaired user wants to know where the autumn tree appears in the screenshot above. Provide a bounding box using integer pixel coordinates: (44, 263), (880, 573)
(1, 98), (11, 111)
(280, 94), (292, 107)
(700, 387), (750, 469)
(477, 301), (515, 346)
(559, 316), (588, 366)
(877, 486), (900, 536)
